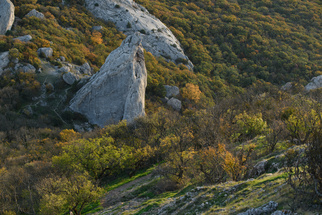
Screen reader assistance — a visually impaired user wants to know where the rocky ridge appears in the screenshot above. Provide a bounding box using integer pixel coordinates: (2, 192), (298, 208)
(69, 33), (147, 127)
(84, 0), (193, 69)
(0, 0), (15, 35)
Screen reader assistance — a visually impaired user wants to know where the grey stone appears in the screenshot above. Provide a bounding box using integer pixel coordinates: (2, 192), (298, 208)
(92, 26), (103, 31)
(63, 72), (77, 85)
(75, 62), (92, 75)
(305, 75), (322, 91)
(252, 160), (268, 176)
(14, 63), (36, 73)
(13, 35), (32, 42)
(70, 33), (147, 127)
(271, 210), (295, 215)
(237, 201), (278, 215)
(164, 85), (179, 98)
(281, 82), (292, 91)
(167, 97), (181, 111)
(0, 0), (15, 35)
(85, 0), (193, 69)
(0, 51), (10, 75)
(37, 47), (53, 58)
(57, 66), (70, 73)
(25, 9), (45, 19)
(60, 56), (66, 62)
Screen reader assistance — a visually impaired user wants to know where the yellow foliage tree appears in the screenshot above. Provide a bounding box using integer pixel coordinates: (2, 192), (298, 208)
(91, 31), (103, 45)
(181, 83), (202, 103)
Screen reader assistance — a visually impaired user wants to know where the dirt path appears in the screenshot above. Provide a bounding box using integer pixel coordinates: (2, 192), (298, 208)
(100, 174), (153, 208)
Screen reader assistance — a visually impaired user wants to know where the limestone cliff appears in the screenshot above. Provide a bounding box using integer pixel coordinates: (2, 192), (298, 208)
(69, 33), (147, 127)
(85, 0), (193, 69)
(0, 0), (15, 35)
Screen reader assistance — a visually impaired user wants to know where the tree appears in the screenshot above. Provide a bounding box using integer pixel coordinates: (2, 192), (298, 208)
(38, 174), (102, 215)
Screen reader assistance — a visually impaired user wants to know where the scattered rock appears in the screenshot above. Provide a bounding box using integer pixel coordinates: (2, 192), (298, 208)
(167, 97), (182, 111)
(85, 0), (193, 69)
(92, 26), (103, 31)
(70, 33), (147, 127)
(13, 34), (32, 42)
(37, 47), (53, 58)
(25, 9), (45, 19)
(237, 201), (278, 215)
(14, 63), (36, 73)
(271, 210), (295, 215)
(75, 62), (92, 75)
(281, 82), (292, 91)
(0, 51), (10, 75)
(252, 160), (268, 176)
(305, 75), (322, 91)
(62, 72), (77, 85)
(57, 66), (70, 73)
(164, 85), (180, 98)
(60, 56), (66, 62)
(0, 0), (15, 35)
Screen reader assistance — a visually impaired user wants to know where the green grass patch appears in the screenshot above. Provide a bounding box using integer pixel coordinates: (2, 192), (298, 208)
(105, 165), (156, 192)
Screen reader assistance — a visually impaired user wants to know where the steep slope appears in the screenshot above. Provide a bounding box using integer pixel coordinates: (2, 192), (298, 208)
(85, 0), (193, 69)
(69, 33), (147, 127)
(0, 0), (15, 35)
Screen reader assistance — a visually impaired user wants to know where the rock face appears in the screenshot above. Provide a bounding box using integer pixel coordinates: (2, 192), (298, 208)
(70, 33), (147, 127)
(37, 47), (53, 58)
(85, 0), (193, 69)
(305, 75), (322, 91)
(165, 85), (180, 98)
(0, 0), (15, 35)
(0, 51), (10, 75)
(25, 9), (45, 19)
(14, 35), (32, 42)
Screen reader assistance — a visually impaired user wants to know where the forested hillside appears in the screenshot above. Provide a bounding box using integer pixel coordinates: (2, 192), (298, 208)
(0, 0), (321, 214)
(137, 0), (322, 88)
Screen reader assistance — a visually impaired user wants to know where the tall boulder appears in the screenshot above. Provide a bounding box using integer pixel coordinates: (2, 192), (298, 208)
(0, 0), (15, 35)
(69, 33), (147, 127)
(85, 0), (193, 69)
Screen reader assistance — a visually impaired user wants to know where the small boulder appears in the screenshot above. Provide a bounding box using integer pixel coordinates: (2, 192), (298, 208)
(92, 26), (103, 31)
(25, 9), (45, 19)
(63, 72), (77, 85)
(13, 35), (32, 42)
(281, 82), (292, 91)
(0, 0), (15, 35)
(305, 75), (322, 91)
(75, 62), (91, 75)
(0, 51), (10, 75)
(252, 160), (268, 176)
(14, 63), (36, 73)
(57, 66), (70, 73)
(60, 56), (66, 62)
(164, 85), (180, 98)
(167, 97), (181, 111)
(37, 47), (53, 58)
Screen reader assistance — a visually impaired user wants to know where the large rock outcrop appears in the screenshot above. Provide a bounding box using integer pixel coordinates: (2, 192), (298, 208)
(0, 0), (15, 35)
(305, 75), (322, 91)
(69, 33), (147, 127)
(85, 0), (193, 69)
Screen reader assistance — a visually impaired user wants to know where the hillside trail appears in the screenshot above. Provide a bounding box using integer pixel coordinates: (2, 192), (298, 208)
(100, 173), (153, 208)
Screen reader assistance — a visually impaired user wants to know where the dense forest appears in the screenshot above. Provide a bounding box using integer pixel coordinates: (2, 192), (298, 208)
(0, 0), (321, 214)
